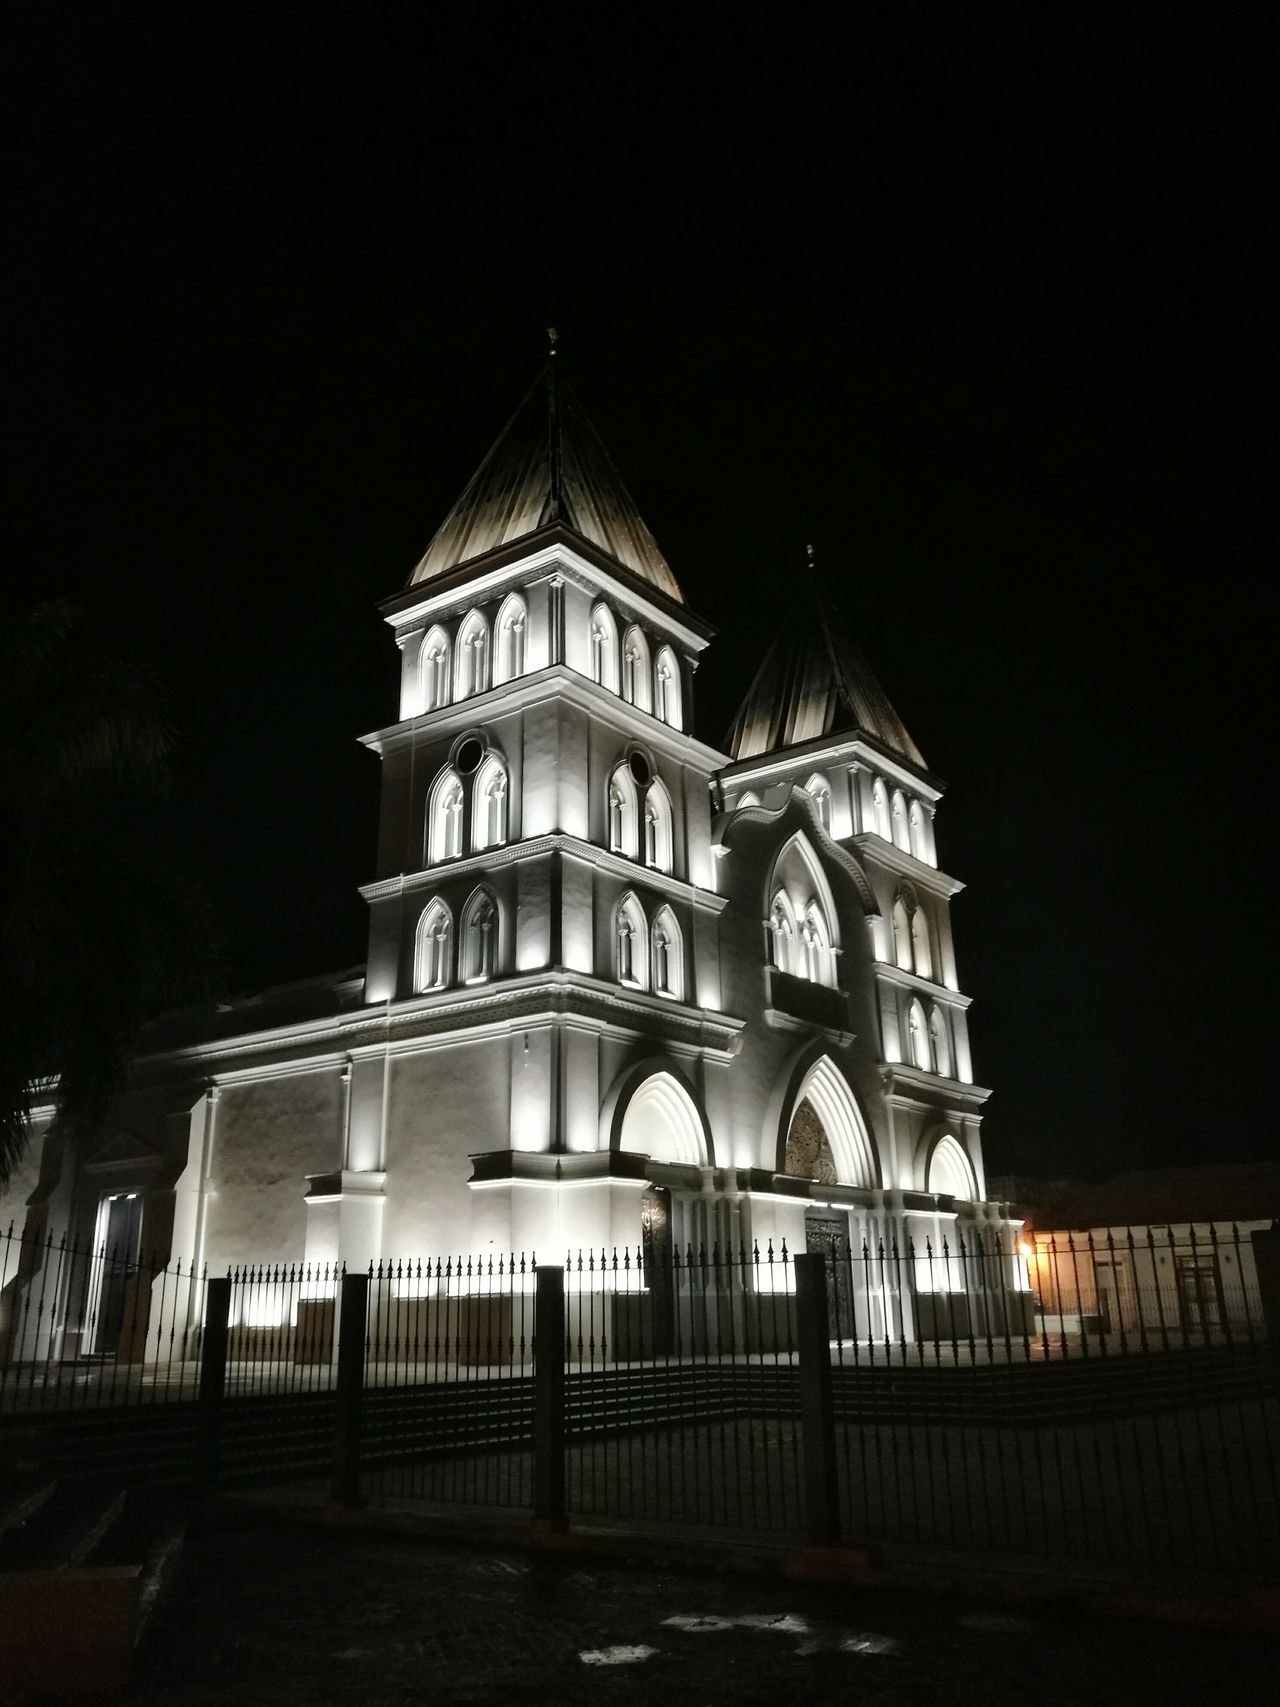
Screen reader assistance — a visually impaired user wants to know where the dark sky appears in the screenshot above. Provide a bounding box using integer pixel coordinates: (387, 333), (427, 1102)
(3, 4), (1273, 1180)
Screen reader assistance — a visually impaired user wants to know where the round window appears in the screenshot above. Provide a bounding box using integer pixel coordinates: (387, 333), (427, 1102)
(628, 750), (652, 787)
(455, 737), (484, 775)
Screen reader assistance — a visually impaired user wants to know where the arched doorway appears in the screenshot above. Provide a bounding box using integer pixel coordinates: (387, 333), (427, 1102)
(617, 1071), (710, 1353)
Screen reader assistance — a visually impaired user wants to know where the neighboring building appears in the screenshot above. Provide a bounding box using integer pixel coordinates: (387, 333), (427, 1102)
(1007, 1165), (1279, 1338)
(2, 361), (1028, 1355)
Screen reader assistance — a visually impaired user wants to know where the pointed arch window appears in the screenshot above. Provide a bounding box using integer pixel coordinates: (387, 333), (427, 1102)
(419, 625), (451, 712)
(801, 900), (834, 987)
(608, 763), (639, 858)
(428, 768), (465, 863)
(908, 799), (928, 862)
(651, 905), (684, 1000)
(805, 773), (832, 833)
(460, 888), (498, 984)
(910, 903), (933, 980)
(768, 890), (798, 975)
(643, 779), (673, 873)
(494, 594), (527, 685)
(471, 754), (508, 852)
(455, 609), (490, 700)
(907, 997), (931, 1071)
(892, 896), (913, 970)
(928, 1005), (951, 1078)
(872, 777), (892, 840)
(654, 646), (682, 728)
(414, 898), (453, 991)
(615, 892), (648, 988)
(622, 626), (652, 711)
(591, 603), (619, 693)
(890, 787), (910, 852)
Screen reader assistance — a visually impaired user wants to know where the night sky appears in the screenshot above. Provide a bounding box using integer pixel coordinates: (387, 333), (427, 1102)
(4, 5), (1271, 1181)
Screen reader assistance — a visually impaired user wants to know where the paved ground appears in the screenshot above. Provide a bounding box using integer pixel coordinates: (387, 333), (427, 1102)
(128, 1522), (1276, 1706)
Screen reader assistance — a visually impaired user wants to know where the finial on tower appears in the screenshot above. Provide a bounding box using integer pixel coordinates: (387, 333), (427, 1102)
(547, 325), (559, 358)
(806, 542), (815, 566)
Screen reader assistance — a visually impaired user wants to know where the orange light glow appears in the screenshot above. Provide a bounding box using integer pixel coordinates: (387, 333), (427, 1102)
(1017, 1240), (1034, 1258)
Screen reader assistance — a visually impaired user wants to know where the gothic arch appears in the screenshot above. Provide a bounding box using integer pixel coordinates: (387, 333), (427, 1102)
(472, 752), (509, 851)
(613, 890), (648, 988)
(622, 625), (652, 711)
(493, 592), (527, 684)
(590, 602), (619, 692)
(643, 777), (673, 872)
(922, 1128), (979, 1202)
(650, 903), (684, 1000)
(459, 886), (499, 983)
(418, 624), (451, 712)
(414, 897), (453, 991)
(602, 1058), (715, 1167)
(654, 645), (682, 727)
(426, 766), (464, 862)
(765, 831), (842, 979)
(767, 1041), (881, 1188)
(454, 608), (490, 699)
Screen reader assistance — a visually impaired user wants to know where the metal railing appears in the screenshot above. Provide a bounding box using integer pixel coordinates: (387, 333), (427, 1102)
(3, 1219), (1277, 1583)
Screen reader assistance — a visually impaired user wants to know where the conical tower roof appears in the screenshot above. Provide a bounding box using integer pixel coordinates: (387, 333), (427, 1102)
(409, 362), (682, 603)
(725, 569), (925, 768)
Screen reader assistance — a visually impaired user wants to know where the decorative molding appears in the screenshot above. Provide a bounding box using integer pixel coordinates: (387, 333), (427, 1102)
(360, 832), (729, 914)
(722, 736), (944, 802)
(874, 964), (972, 1007)
(851, 834), (963, 896)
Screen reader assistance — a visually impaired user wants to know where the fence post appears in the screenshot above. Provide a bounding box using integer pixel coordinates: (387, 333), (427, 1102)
(331, 1270), (369, 1507)
(533, 1265), (566, 1529)
(794, 1251), (840, 1547)
(197, 1276), (231, 1488)
(1250, 1223), (1280, 1385)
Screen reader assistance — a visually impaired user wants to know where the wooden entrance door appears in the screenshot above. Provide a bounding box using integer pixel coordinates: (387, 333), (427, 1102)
(641, 1186), (675, 1353)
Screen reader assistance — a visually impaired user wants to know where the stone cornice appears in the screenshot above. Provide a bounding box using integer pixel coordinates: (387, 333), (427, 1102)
(129, 970), (746, 1085)
(379, 536), (714, 651)
(873, 964), (972, 1007)
(879, 1063), (991, 1111)
(850, 835), (963, 896)
(360, 663), (729, 773)
(721, 735), (945, 801)
(359, 832), (729, 913)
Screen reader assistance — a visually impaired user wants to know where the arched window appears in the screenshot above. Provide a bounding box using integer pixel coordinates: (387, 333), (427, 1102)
(427, 768), (464, 863)
(928, 1006), (951, 1078)
(892, 896), (913, 970)
(472, 754), (508, 852)
(643, 779), (673, 872)
(460, 888), (498, 984)
(419, 625), (451, 712)
(907, 998), (931, 1071)
(805, 773), (832, 833)
(908, 799), (928, 862)
(928, 1132), (977, 1201)
(872, 778), (891, 840)
(651, 905), (684, 1000)
(591, 603), (619, 692)
(654, 646), (682, 728)
(493, 594), (526, 685)
(414, 898), (452, 991)
(890, 788), (910, 852)
(910, 903), (933, 980)
(621, 626), (652, 711)
(615, 892), (648, 988)
(768, 889), (797, 974)
(608, 763), (639, 858)
(455, 609), (489, 700)
(801, 901), (834, 986)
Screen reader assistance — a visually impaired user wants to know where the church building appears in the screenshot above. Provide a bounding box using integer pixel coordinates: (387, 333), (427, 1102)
(5, 361), (1028, 1349)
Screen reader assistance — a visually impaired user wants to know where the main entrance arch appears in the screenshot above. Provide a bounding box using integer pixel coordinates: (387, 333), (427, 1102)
(776, 1053), (880, 1189)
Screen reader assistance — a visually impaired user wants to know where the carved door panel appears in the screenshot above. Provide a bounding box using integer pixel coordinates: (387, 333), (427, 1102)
(804, 1208), (855, 1340)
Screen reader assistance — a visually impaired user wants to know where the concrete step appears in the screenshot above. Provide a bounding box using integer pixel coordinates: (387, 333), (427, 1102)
(0, 1477), (126, 1572)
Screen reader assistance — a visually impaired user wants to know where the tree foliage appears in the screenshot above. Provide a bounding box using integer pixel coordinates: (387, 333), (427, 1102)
(0, 602), (222, 1184)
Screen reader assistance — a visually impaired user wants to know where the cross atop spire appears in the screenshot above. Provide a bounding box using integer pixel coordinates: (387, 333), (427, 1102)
(409, 363), (682, 602)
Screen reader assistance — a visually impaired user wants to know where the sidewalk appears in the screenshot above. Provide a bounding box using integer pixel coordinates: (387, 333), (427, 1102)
(128, 1519), (1277, 1706)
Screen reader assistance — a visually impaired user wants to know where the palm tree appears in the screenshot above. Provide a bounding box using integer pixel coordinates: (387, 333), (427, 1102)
(0, 602), (222, 1185)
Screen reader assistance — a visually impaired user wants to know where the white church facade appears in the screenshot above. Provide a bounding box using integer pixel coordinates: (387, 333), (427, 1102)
(4, 363), (1029, 1348)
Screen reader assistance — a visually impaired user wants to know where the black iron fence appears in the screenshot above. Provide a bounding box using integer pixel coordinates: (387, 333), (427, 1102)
(2, 1220), (1278, 1583)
